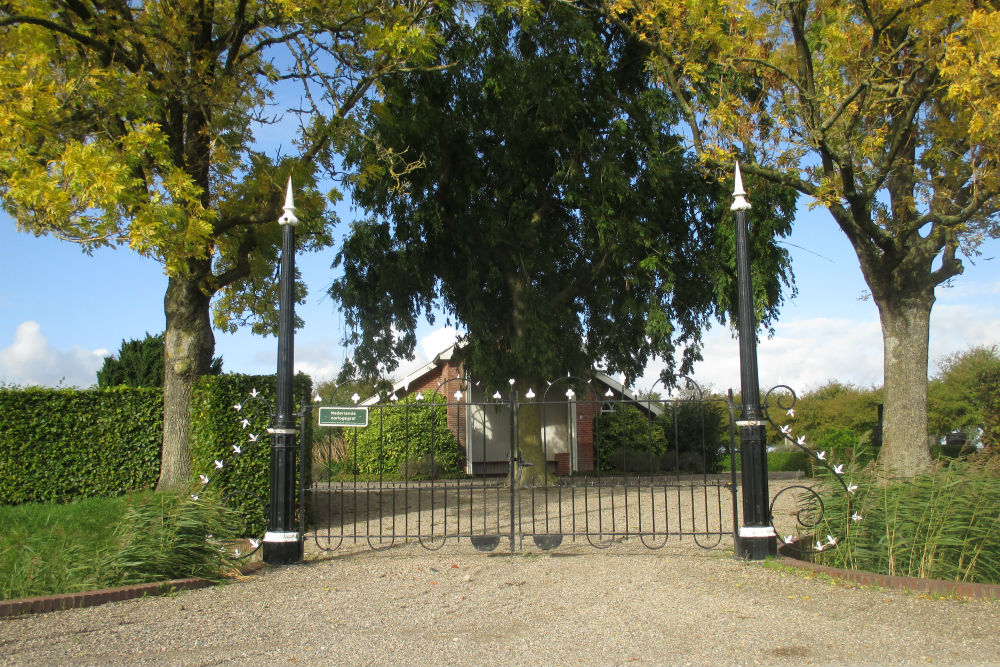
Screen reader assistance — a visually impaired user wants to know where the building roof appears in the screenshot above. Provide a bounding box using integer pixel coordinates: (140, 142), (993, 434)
(360, 341), (661, 414)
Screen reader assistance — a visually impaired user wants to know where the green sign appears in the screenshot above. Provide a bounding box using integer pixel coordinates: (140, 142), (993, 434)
(317, 406), (369, 427)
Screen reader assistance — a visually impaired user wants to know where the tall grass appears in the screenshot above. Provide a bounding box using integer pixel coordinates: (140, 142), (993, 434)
(1, 491), (245, 600)
(102, 492), (243, 584)
(0, 496), (128, 599)
(808, 453), (1000, 584)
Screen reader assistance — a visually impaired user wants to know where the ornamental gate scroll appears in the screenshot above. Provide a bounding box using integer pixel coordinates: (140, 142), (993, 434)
(303, 375), (742, 554)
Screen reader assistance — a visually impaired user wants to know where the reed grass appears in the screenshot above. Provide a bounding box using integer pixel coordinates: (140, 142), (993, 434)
(0, 495), (128, 600)
(808, 453), (1000, 584)
(101, 492), (243, 585)
(1, 491), (244, 600)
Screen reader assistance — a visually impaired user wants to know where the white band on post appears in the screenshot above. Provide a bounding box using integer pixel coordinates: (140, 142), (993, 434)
(739, 526), (777, 538)
(735, 420), (767, 427)
(263, 531), (301, 543)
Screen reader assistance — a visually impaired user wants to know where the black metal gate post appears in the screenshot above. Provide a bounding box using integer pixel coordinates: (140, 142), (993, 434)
(263, 178), (304, 565)
(731, 163), (777, 560)
(507, 379), (518, 551)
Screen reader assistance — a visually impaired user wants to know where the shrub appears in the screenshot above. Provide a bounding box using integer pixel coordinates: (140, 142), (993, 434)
(596, 405), (666, 472)
(662, 399), (729, 473)
(812, 427), (874, 470)
(977, 365), (1000, 450)
(768, 382), (882, 449)
(718, 450), (809, 473)
(766, 450), (811, 472)
(346, 391), (460, 477)
(596, 400), (728, 474)
(929, 345), (1000, 445)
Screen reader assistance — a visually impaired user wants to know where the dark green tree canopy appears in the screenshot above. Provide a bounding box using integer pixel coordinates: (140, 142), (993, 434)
(332, 2), (797, 388)
(928, 346), (1000, 443)
(97, 332), (222, 389)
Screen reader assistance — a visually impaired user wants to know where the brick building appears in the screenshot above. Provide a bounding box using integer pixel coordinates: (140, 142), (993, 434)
(364, 343), (651, 476)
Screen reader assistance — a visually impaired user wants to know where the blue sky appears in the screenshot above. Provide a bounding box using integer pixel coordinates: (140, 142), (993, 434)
(1, 195), (998, 395)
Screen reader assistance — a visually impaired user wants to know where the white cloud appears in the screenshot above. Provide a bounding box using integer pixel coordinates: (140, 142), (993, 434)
(390, 326), (464, 382)
(0, 321), (107, 388)
(635, 317), (885, 395)
(757, 317), (884, 391)
(631, 303), (1000, 395)
(419, 326), (463, 360)
(929, 303), (1000, 374)
(292, 337), (346, 384)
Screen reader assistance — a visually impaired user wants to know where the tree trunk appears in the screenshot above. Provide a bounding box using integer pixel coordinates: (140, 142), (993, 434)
(507, 262), (551, 487)
(514, 396), (550, 487)
(875, 291), (934, 478)
(158, 263), (216, 491)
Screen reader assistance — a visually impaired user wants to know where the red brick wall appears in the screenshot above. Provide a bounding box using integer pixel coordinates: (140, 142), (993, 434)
(573, 387), (600, 473)
(402, 360), (468, 456)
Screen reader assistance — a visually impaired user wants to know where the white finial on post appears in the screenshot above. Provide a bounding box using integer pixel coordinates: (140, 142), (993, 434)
(731, 161), (751, 212)
(278, 177), (299, 226)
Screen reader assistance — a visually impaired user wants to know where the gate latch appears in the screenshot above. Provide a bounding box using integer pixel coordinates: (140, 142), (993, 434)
(510, 451), (534, 467)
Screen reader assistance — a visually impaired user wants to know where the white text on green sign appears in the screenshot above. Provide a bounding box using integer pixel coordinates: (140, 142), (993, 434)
(317, 406), (369, 427)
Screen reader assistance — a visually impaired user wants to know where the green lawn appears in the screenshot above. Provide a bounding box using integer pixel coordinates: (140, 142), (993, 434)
(718, 449), (812, 474)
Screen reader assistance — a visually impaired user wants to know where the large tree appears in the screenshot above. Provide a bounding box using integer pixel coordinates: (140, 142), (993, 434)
(0, 0), (456, 489)
(606, 0), (1000, 476)
(332, 2), (797, 482)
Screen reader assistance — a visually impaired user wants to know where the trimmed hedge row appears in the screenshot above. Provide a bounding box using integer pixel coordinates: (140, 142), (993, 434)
(0, 387), (162, 504)
(1, 374), (312, 530)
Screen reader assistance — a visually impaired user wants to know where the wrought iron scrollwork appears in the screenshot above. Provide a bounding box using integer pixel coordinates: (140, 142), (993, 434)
(761, 384), (857, 556)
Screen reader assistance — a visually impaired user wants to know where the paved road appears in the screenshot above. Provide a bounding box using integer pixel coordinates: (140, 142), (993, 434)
(2, 540), (998, 666)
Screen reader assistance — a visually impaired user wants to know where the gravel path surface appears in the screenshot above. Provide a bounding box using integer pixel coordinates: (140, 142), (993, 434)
(2, 540), (999, 666)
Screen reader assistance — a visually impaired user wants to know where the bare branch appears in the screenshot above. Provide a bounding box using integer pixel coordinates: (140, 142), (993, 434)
(820, 80), (869, 134)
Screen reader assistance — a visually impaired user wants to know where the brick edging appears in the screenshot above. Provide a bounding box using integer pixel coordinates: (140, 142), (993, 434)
(776, 552), (1000, 600)
(0, 562), (265, 618)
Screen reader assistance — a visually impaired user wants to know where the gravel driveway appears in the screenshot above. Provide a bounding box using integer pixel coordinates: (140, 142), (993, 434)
(2, 538), (999, 666)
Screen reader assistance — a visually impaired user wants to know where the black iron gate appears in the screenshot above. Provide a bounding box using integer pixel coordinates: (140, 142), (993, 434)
(305, 376), (740, 553)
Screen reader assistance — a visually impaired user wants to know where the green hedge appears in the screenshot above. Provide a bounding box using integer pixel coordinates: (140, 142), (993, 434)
(189, 373), (312, 537)
(0, 387), (162, 504)
(347, 391), (460, 477)
(0, 374), (313, 530)
(596, 401), (729, 474)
